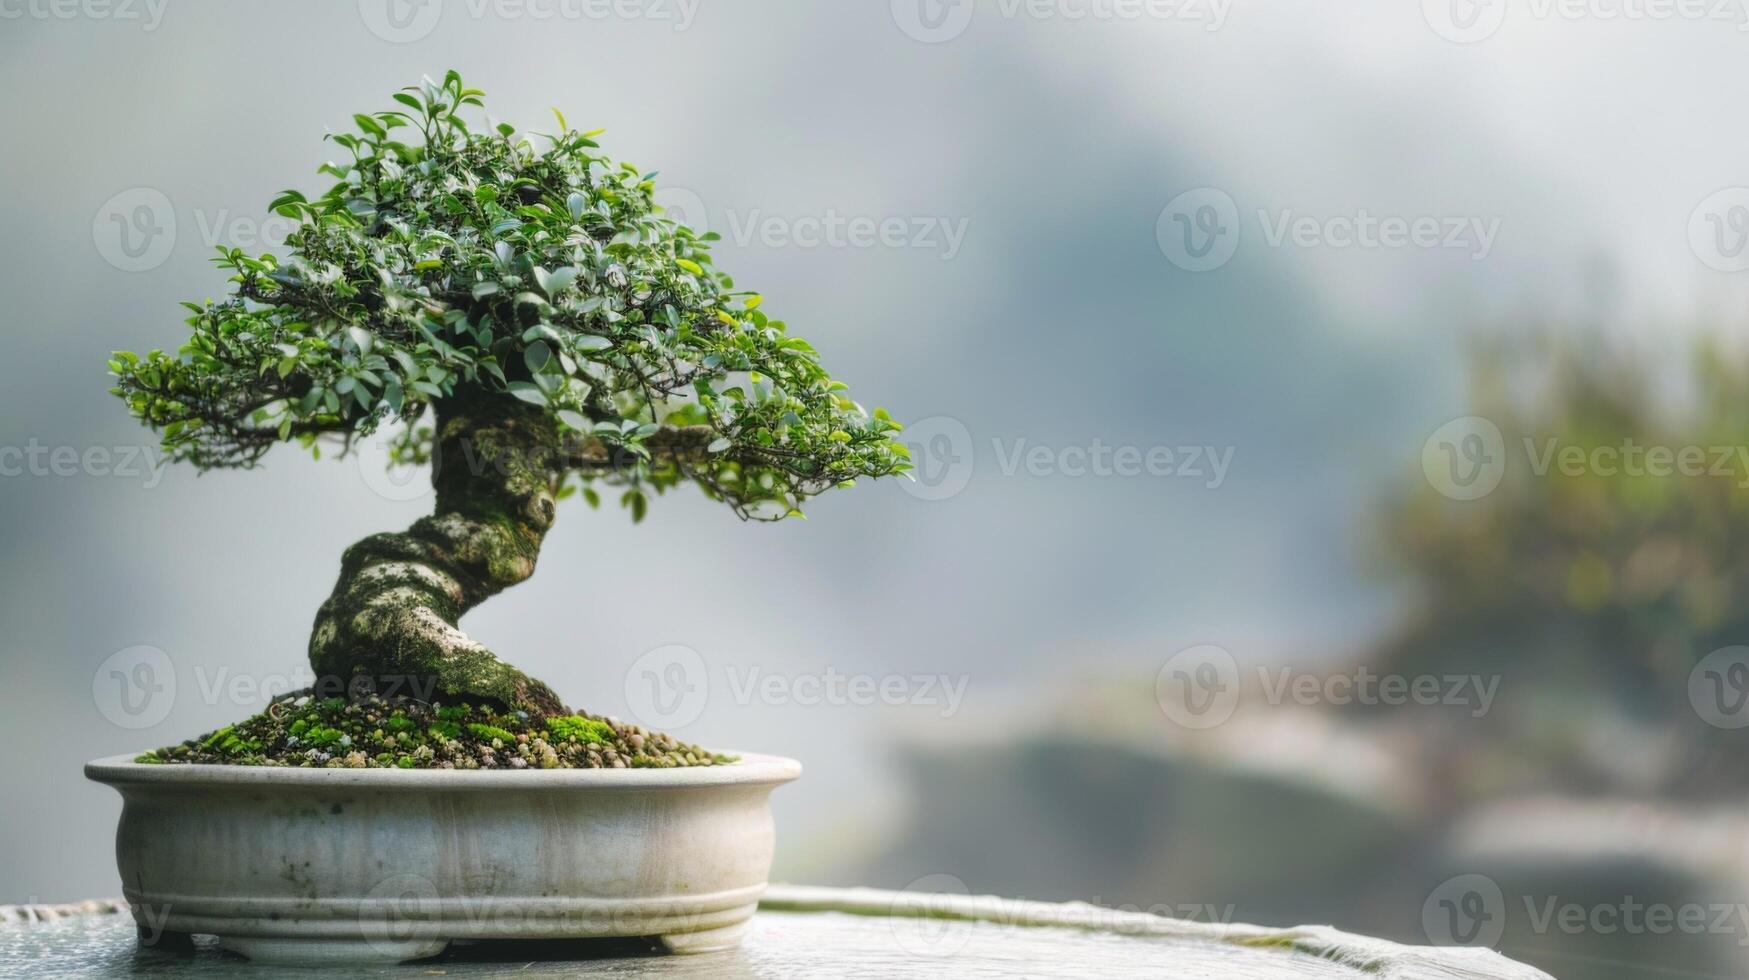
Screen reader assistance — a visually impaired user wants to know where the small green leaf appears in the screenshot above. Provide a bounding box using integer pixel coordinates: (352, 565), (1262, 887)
(622, 489), (648, 523)
(535, 266), (578, 297)
(506, 382), (547, 406)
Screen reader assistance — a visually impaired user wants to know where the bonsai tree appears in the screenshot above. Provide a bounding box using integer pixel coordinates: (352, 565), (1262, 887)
(110, 72), (907, 720)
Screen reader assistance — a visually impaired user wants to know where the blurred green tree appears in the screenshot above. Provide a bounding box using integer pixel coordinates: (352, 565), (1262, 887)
(1372, 335), (1749, 798)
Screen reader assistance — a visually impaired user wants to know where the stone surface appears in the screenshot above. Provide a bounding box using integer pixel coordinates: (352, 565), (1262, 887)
(1, 887), (1553, 978)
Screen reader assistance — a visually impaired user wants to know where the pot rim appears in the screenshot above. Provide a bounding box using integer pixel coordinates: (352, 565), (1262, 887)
(85, 751), (800, 791)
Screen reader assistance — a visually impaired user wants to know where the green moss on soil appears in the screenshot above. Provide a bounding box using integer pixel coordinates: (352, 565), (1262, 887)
(546, 715), (617, 744)
(135, 691), (735, 770)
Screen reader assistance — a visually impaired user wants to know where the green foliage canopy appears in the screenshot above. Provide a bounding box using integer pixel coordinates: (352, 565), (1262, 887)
(110, 72), (908, 520)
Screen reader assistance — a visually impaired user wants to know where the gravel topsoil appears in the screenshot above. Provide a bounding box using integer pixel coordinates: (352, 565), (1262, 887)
(135, 691), (734, 770)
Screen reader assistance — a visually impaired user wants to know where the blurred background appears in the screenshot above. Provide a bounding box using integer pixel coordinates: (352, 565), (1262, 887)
(6, 2), (1749, 976)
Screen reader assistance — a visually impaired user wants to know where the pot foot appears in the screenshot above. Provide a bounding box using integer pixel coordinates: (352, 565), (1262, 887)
(135, 926), (194, 952)
(219, 936), (450, 964)
(659, 921), (750, 954)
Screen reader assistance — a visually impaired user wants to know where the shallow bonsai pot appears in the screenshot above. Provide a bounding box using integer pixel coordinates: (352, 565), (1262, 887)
(85, 752), (800, 964)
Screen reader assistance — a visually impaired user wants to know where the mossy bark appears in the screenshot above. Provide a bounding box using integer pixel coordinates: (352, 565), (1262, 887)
(308, 387), (569, 717)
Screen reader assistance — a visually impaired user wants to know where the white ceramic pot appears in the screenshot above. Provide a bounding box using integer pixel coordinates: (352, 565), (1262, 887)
(85, 752), (800, 964)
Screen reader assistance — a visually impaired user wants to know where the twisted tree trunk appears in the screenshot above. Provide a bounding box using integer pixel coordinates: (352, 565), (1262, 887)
(308, 387), (569, 717)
